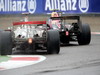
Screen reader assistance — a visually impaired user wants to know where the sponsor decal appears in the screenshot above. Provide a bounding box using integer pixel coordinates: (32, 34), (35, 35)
(0, 0), (26, 12)
(79, 0), (89, 13)
(45, 0), (77, 11)
(45, 0), (89, 13)
(0, 0), (92, 14)
(28, 0), (36, 14)
(0, 0), (36, 14)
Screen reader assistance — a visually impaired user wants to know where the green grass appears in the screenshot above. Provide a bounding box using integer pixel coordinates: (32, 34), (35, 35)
(0, 56), (11, 63)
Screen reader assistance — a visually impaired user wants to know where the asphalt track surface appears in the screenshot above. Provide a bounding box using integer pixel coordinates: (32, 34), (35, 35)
(0, 16), (100, 75)
(0, 34), (100, 75)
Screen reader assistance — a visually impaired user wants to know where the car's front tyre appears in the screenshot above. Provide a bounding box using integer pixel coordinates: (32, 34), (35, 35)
(77, 24), (91, 45)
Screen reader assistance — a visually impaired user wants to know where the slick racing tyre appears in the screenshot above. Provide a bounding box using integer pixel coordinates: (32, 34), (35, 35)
(77, 24), (91, 45)
(0, 31), (12, 55)
(47, 30), (60, 54)
(0, 30), (3, 55)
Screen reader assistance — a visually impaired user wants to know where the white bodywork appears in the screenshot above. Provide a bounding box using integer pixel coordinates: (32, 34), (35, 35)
(14, 25), (44, 38)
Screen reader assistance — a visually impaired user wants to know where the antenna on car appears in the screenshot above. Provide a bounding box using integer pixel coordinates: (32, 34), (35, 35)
(21, 12), (31, 22)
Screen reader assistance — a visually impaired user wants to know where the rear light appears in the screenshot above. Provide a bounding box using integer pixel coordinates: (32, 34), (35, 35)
(66, 31), (69, 36)
(28, 38), (33, 44)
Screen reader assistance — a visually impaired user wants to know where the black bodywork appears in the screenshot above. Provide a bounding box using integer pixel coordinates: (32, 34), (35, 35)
(49, 16), (91, 45)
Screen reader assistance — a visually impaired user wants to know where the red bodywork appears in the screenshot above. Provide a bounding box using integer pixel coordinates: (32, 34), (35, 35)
(13, 21), (46, 26)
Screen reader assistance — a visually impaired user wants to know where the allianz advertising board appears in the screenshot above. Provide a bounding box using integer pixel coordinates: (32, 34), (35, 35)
(0, 0), (100, 14)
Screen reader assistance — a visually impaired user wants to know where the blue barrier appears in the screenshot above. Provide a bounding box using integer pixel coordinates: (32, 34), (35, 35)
(0, 0), (100, 14)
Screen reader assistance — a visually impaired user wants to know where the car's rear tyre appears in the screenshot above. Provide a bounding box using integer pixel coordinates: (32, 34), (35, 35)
(47, 30), (60, 54)
(0, 31), (12, 55)
(0, 30), (3, 55)
(77, 24), (91, 45)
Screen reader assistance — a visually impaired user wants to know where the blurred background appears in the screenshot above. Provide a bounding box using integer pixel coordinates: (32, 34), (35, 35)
(0, 0), (100, 32)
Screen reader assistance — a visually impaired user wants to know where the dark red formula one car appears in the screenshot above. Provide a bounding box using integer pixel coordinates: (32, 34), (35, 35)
(47, 11), (91, 45)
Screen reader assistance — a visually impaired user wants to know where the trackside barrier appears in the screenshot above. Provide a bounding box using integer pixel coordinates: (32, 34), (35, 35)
(0, 0), (100, 14)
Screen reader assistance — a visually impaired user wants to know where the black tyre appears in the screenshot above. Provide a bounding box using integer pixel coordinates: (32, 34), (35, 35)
(0, 31), (12, 55)
(0, 30), (3, 55)
(77, 24), (91, 45)
(47, 30), (60, 54)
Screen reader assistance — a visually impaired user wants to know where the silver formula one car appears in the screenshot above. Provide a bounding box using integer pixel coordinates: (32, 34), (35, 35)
(0, 20), (60, 55)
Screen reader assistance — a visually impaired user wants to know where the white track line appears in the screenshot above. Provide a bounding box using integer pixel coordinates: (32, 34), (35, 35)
(91, 32), (100, 35)
(0, 55), (46, 71)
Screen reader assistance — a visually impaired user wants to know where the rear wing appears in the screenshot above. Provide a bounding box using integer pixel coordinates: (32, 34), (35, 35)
(50, 16), (80, 20)
(13, 21), (46, 26)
